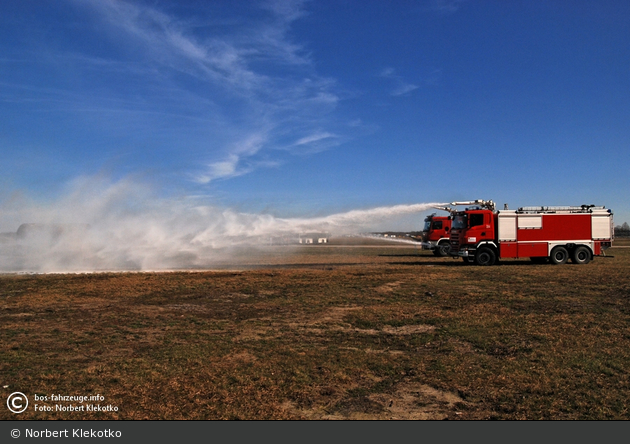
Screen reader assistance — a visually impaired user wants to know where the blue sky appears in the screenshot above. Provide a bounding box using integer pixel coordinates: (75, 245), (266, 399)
(1, 0), (629, 228)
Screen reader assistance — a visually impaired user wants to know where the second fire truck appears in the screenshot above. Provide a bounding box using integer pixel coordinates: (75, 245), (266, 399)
(447, 200), (613, 265)
(421, 210), (453, 257)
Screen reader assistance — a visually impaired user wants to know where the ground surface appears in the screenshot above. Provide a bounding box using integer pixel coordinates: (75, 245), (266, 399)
(1, 238), (629, 420)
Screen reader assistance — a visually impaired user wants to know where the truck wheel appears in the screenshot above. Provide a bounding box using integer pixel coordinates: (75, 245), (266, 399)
(571, 246), (591, 265)
(550, 246), (569, 265)
(474, 247), (496, 266)
(434, 242), (451, 257)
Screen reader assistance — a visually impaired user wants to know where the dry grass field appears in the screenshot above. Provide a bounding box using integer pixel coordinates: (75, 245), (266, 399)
(1, 237), (629, 420)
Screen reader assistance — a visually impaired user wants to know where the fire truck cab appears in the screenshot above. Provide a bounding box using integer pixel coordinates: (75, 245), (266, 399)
(421, 214), (452, 256)
(448, 200), (613, 265)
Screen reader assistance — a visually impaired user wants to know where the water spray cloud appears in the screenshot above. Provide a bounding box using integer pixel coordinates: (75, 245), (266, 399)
(0, 177), (444, 273)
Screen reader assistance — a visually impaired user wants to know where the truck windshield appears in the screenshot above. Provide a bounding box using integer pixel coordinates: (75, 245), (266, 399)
(423, 220), (431, 232)
(452, 215), (467, 230)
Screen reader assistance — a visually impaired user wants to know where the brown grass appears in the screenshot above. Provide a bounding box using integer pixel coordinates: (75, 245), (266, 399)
(1, 241), (629, 420)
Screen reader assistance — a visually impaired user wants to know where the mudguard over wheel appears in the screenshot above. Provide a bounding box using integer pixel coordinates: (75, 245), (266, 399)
(571, 246), (591, 265)
(550, 246), (569, 265)
(474, 247), (496, 266)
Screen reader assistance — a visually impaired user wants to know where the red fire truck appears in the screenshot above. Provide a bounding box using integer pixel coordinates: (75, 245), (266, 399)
(421, 209), (453, 257)
(448, 200), (614, 265)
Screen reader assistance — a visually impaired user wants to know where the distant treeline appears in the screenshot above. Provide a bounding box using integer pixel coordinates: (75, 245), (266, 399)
(615, 222), (630, 237)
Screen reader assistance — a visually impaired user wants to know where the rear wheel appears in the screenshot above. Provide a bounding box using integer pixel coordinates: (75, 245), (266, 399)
(571, 246), (591, 265)
(474, 247), (496, 266)
(550, 246), (569, 265)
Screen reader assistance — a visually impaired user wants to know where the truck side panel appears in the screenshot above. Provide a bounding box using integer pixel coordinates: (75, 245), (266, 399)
(592, 214), (612, 239)
(517, 242), (548, 257)
(500, 242), (517, 258)
(497, 213), (517, 241)
(516, 214), (591, 242)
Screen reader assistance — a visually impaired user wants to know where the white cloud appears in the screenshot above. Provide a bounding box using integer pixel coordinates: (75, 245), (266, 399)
(84, 0), (264, 91)
(431, 0), (466, 14)
(295, 132), (335, 146)
(379, 67), (419, 96)
(194, 132), (267, 183)
(392, 83), (419, 96)
(263, 0), (309, 23)
(74, 0), (344, 183)
(197, 155), (242, 183)
(380, 67), (395, 77)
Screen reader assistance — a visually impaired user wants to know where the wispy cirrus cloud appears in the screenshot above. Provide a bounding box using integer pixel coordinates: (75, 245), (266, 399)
(379, 67), (419, 96)
(430, 0), (467, 15)
(295, 131), (335, 146)
(193, 132), (277, 183)
(82, 0), (294, 93)
(71, 0), (343, 183)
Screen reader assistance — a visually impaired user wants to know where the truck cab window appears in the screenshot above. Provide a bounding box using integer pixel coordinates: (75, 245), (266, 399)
(469, 214), (484, 227)
(433, 221), (443, 230)
(452, 216), (467, 229)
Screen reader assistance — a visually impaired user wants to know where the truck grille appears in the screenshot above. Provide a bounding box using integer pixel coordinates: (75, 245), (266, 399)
(450, 232), (460, 253)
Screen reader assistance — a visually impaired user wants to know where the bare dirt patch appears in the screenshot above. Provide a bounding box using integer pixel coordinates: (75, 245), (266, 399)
(282, 381), (465, 420)
(375, 281), (404, 293)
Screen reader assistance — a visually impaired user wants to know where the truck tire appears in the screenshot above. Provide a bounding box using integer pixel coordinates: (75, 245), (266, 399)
(550, 246), (569, 265)
(571, 246), (591, 265)
(474, 247), (496, 266)
(434, 241), (451, 257)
